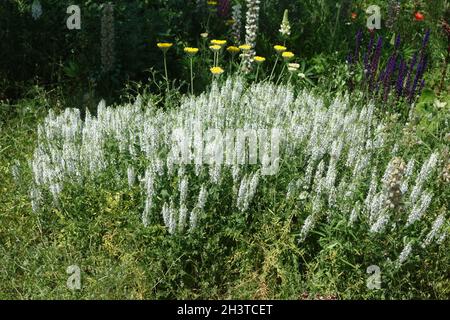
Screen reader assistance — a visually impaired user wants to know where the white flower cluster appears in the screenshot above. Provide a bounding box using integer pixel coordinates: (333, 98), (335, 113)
(231, 4), (242, 43)
(30, 77), (445, 247)
(236, 170), (260, 212)
(422, 214), (447, 248)
(397, 241), (413, 266)
(242, 0), (261, 73)
(279, 9), (291, 37)
(31, 0), (43, 20)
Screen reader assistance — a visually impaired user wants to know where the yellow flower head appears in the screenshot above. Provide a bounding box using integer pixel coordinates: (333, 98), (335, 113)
(254, 56), (266, 64)
(157, 42), (173, 52)
(210, 66), (224, 75)
(239, 44), (252, 51)
(207, 1), (218, 5)
(184, 47), (199, 55)
(282, 51), (295, 60)
(288, 63), (300, 72)
(274, 45), (287, 53)
(226, 46), (240, 55)
(211, 39), (227, 47)
(209, 45), (221, 52)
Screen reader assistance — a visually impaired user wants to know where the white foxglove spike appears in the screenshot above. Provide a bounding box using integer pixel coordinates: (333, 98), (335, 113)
(31, 0), (43, 20)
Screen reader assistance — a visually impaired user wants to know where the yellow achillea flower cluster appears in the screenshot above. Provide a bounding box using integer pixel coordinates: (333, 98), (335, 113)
(254, 56), (266, 64)
(239, 44), (252, 51)
(157, 42), (173, 53)
(184, 47), (199, 55)
(207, 1), (218, 5)
(211, 39), (227, 47)
(210, 66), (224, 75)
(226, 46), (240, 55)
(209, 45), (221, 52)
(274, 45), (287, 53)
(282, 51), (295, 60)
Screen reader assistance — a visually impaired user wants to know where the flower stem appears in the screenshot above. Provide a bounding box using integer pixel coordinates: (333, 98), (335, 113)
(269, 55), (279, 82)
(163, 52), (169, 92)
(230, 55), (234, 74)
(190, 57), (194, 95)
(255, 64), (260, 83)
(276, 63), (286, 85)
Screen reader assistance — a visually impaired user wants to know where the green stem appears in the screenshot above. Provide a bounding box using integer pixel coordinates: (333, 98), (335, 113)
(230, 55), (234, 74)
(276, 63), (286, 85)
(255, 64), (260, 83)
(163, 52), (169, 92)
(190, 57), (194, 95)
(269, 55), (279, 82)
(238, 54), (244, 74)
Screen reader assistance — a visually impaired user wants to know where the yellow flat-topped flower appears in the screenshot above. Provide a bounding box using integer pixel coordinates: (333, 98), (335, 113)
(254, 56), (266, 64)
(210, 66), (224, 75)
(211, 39), (227, 46)
(157, 42), (173, 52)
(209, 45), (221, 52)
(226, 46), (240, 54)
(184, 47), (199, 55)
(274, 45), (287, 53)
(207, 1), (218, 5)
(157, 42), (173, 91)
(239, 44), (252, 51)
(282, 51), (294, 60)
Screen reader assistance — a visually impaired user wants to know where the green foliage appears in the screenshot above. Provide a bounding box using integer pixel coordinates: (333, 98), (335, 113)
(0, 0), (448, 300)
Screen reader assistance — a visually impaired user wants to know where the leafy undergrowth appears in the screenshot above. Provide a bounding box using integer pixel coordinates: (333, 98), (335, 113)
(0, 81), (449, 299)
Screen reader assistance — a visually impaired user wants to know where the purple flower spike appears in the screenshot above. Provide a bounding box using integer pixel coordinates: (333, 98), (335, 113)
(354, 30), (363, 63)
(394, 34), (401, 51)
(404, 53), (417, 97)
(369, 37), (383, 90)
(421, 29), (431, 50)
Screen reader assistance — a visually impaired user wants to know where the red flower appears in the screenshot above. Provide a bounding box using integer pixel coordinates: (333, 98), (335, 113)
(414, 12), (424, 21)
(351, 12), (357, 20)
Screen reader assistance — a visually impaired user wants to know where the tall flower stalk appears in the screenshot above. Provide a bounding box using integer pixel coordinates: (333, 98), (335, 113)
(231, 4), (242, 43)
(279, 9), (291, 40)
(270, 45), (286, 82)
(157, 42), (173, 92)
(184, 47), (199, 95)
(242, 0), (261, 73)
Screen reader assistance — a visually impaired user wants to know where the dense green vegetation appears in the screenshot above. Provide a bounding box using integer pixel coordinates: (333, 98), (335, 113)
(0, 0), (449, 299)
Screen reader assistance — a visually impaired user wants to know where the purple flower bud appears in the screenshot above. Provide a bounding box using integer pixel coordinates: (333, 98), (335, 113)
(405, 53), (417, 97)
(394, 34), (401, 51)
(422, 29), (431, 50)
(369, 37), (383, 90)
